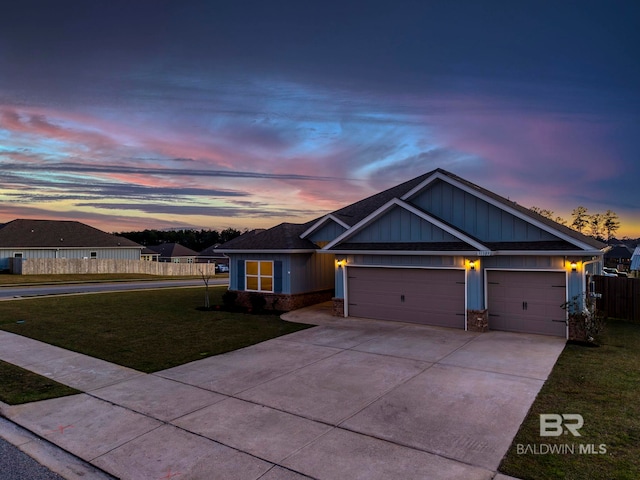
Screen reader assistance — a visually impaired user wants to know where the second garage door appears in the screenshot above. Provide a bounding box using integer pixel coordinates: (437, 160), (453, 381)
(487, 270), (567, 337)
(347, 267), (466, 328)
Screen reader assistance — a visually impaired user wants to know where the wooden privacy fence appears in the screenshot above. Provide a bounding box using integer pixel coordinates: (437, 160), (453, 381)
(12, 258), (217, 277)
(593, 275), (640, 322)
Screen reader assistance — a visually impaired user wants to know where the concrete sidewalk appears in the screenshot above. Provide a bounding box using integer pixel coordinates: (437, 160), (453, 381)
(0, 303), (564, 479)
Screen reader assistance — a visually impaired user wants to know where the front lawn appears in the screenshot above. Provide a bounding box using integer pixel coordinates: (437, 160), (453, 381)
(0, 286), (311, 373)
(499, 320), (640, 480)
(0, 360), (79, 405)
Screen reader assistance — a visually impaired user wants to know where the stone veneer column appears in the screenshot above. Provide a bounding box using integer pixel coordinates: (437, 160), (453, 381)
(466, 309), (489, 332)
(332, 297), (345, 317)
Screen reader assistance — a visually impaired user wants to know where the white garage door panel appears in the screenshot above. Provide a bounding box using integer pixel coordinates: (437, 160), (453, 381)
(347, 267), (465, 328)
(487, 271), (566, 337)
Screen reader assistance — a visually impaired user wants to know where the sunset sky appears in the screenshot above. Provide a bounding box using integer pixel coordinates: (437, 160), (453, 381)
(1, 1), (639, 237)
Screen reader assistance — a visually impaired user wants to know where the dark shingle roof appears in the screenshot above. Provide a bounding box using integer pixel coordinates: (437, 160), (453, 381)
(219, 223), (318, 250)
(331, 170), (438, 226)
(218, 168), (608, 252)
(147, 243), (198, 257)
(0, 219), (141, 248)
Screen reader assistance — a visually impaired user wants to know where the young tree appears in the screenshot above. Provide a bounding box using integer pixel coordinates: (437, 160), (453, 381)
(571, 206), (589, 233)
(603, 210), (620, 241)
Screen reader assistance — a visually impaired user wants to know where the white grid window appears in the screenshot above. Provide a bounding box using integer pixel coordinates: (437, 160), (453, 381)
(245, 260), (274, 292)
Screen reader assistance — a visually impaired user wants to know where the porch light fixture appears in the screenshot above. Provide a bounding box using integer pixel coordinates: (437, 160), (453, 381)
(570, 261), (577, 272)
(469, 260), (476, 270)
(336, 259), (347, 268)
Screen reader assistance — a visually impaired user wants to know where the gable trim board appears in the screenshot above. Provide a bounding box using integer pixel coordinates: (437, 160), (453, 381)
(300, 214), (351, 239)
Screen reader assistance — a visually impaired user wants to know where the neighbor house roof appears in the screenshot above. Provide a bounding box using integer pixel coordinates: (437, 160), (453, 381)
(0, 219), (141, 248)
(147, 243), (198, 258)
(604, 244), (633, 260)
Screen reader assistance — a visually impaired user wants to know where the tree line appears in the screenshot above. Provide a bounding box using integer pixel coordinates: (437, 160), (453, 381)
(530, 206), (620, 242)
(117, 228), (243, 252)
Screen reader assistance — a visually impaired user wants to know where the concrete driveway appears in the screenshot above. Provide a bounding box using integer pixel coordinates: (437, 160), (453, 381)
(1, 302), (565, 480)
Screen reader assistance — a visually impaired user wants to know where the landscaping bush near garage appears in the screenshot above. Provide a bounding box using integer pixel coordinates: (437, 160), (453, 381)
(0, 286), (311, 373)
(499, 320), (640, 480)
(0, 360), (79, 405)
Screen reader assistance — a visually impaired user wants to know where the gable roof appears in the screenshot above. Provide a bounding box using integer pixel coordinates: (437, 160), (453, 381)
(147, 243), (198, 257)
(219, 168), (607, 254)
(0, 219), (141, 248)
(401, 169), (605, 251)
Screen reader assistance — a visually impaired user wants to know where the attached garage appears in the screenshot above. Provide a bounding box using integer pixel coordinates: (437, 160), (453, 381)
(346, 267), (466, 328)
(487, 270), (567, 337)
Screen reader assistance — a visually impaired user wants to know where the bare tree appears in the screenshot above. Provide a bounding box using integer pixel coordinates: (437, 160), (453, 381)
(200, 268), (212, 309)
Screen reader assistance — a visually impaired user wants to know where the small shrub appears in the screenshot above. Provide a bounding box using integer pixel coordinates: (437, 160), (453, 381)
(562, 293), (605, 343)
(248, 293), (267, 313)
(222, 290), (238, 309)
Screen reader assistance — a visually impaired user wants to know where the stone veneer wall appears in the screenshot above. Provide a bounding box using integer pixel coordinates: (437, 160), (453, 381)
(233, 289), (334, 312)
(466, 309), (489, 332)
(332, 297), (345, 317)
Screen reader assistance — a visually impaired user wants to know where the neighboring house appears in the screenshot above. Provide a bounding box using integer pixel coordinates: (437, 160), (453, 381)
(198, 243), (228, 266)
(147, 243), (198, 263)
(140, 247), (160, 262)
(219, 168), (607, 338)
(604, 244), (633, 271)
(0, 219), (143, 271)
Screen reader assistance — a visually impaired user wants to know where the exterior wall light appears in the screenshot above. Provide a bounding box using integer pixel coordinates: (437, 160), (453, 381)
(336, 259), (347, 268)
(469, 260), (476, 270)
(570, 261), (577, 272)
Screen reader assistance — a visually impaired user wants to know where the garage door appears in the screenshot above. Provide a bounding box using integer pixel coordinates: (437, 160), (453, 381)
(487, 270), (566, 337)
(347, 267), (465, 328)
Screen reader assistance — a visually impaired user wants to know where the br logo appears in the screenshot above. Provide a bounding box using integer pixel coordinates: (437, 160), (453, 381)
(540, 414), (584, 437)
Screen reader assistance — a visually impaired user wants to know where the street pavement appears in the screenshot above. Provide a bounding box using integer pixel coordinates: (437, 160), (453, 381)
(0, 278), (228, 301)
(0, 302), (562, 479)
(0, 436), (65, 480)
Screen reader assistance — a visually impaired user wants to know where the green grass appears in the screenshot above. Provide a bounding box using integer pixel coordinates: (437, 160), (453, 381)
(0, 286), (311, 373)
(499, 320), (640, 480)
(0, 360), (79, 405)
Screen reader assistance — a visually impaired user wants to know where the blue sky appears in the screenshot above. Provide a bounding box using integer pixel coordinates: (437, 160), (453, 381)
(1, 1), (638, 236)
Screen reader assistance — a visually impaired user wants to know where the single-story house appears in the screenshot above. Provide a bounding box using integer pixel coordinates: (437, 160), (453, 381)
(218, 168), (607, 338)
(604, 244), (633, 271)
(141, 247), (160, 262)
(198, 244), (229, 266)
(0, 219), (143, 272)
(147, 243), (198, 263)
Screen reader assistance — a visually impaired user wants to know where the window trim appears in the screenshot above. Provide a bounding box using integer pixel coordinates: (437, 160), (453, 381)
(245, 260), (274, 293)
(13, 252), (23, 258)
(90, 251), (97, 259)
